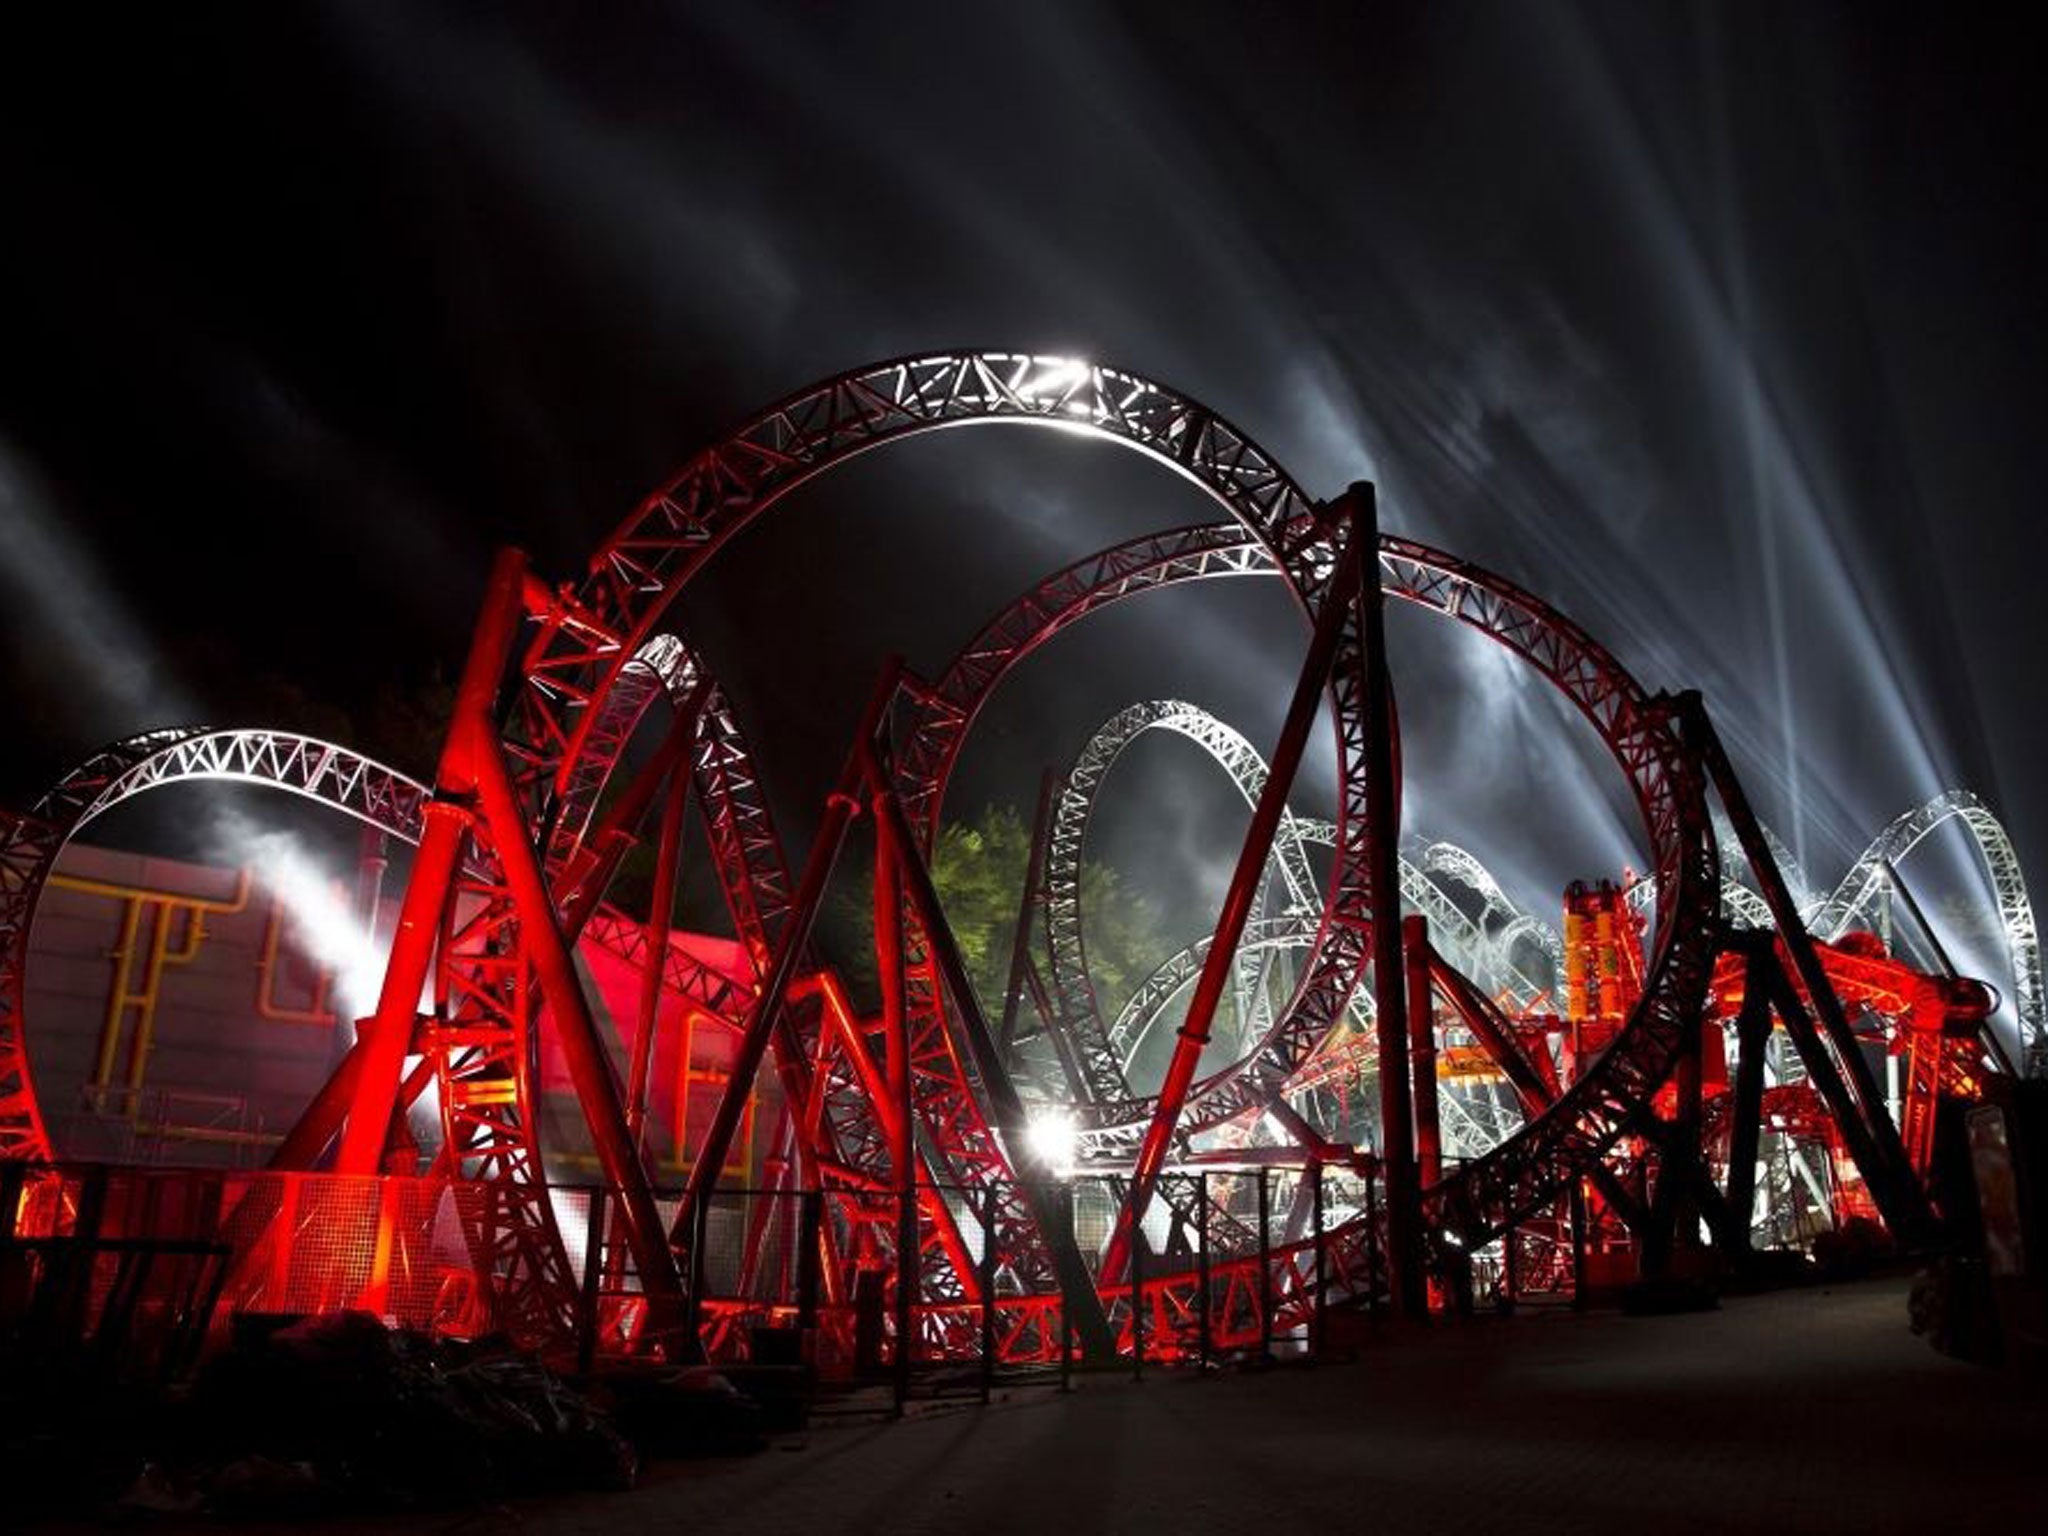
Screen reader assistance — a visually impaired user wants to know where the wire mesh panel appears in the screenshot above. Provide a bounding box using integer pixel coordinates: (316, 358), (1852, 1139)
(213, 1173), (478, 1332)
(1263, 1166), (1327, 1351)
(904, 1184), (990, 1396)
(1494, 1194), (1576, 1303)
(1317, 1167), (1385, 1318)
(1063, 1174), (1122, 1271)
(738, 1189), (808, 1311)
(982, 1178), (1065, 1371)
(3, 1155), (1394, 1383)
(683, 1186), (810, 1362)
(1195, 1171), (1266, 1354)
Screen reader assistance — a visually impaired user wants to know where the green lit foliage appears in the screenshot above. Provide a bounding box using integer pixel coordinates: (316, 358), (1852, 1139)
(817, 800), (1167, 1023)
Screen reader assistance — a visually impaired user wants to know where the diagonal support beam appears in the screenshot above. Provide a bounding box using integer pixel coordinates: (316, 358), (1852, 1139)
(865, 765), (1118, 1359)
(333, 547), (530, 1176)
(556, 679), (711, 940)
(1678, 693), (1941, 1248)
(467, 714), (689, 1346)
(673, 659), (904, 1252)
(1756, 952), (1937, 1244)
(279, 650), (710, 1174)
(1354, 484), (1426, 1317)
(625, 714), (697, 1145)
(1099, 486), (1375, 1287)
(998, 768), (1060, 1068)
(1723, 939), (1776, 1241)
(1403, 915), (1443, 1190)
(1427, 946), (1653, 1237)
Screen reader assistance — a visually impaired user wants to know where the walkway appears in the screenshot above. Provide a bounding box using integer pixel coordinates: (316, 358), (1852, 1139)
(62, 1278), (2048, 1534)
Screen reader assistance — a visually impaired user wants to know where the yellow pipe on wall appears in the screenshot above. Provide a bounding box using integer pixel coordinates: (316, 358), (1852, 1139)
(254, 895), (338, 1026)
(52, 868), (252, 1112)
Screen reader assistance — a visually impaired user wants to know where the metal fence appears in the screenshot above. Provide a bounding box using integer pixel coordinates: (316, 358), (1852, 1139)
(3, 1160), (1438, 1403)
(659, 1165), (1398, 1407)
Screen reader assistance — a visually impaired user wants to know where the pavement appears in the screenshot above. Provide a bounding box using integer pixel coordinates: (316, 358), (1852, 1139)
(44, 1278), (2048, 1535)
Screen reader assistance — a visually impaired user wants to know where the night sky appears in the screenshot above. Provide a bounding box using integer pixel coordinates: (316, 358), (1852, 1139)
(2, 4), (2043, 968)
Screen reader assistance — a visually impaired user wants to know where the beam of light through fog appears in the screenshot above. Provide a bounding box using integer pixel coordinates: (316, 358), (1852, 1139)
(321, 4), (802, 413)
(1531, 11), (1964, 862)
(204, 805), (388, 1024)
(1, 444), (393, 1029)
(314, 1), (1983, 909)
(3, 5), (2038, 1061)
(0, 439), (190, 729)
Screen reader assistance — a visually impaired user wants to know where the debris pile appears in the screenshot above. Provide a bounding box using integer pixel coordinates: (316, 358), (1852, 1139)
(179, 1311), (639, 1511)
(68, 1310), (781, 1519)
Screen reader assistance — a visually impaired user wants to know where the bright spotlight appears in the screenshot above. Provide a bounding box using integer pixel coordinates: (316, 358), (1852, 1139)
(1023, 1106), (1079, 1174)
(1017, 357), (1091, 400)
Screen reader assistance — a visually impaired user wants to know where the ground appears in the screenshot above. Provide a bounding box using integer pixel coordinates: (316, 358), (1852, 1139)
(42, 1278), (2048, 1534)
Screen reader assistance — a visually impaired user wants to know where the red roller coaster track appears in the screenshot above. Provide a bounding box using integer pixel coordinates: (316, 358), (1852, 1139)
(1, 349), (2009, 1362)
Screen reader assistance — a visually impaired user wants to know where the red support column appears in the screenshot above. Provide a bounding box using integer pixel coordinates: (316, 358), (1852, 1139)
(1352, 484), (1425, 1320)
(874, 781), (924, 1405)
(863, 775), (1117, 1358)
(1099, 488), (1373, 1286)
(324, 840), (452, 1166)
(283, 653), (707, 1174)
(873, 798), (914, 1186)
(556, 681), (709, 938)
(1403, 915), (1441, 1190)
(333, 547), (532, 1175)
(1097, 495), (1368, 1286)
(626, 747), (691, 1145)
(803, 972), (980, 1291)
(467, 715), (689, 1341)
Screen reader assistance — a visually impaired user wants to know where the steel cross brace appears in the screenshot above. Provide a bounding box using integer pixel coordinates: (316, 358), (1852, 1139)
(1426, 944), (1654, 1238)
(1677, 693), (1942, 1248)
(862, 755), (1119, 1359)
(1098, 486), (1380, 1288)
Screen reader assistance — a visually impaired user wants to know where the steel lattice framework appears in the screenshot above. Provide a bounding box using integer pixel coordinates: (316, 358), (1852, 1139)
(1040, 700), (1325, 1106)
(1806, 789), (2044, 1070)
(1035, 698), (1553, 1113)
(501, 355), (1379, 1303)
(893, 505), (1717, 1226)
(9, 347), (2024, 1359)
(0, 721), (752, 1192)
(1375, 539), (1716, 1244)
(1627, 789), (2044, 1069)
(892, 502), (1721, 1256)
(1416, 840), (1564, 996)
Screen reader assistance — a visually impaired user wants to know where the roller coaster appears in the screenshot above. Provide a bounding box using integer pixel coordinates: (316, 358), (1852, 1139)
(1, 351), (2039, 1371)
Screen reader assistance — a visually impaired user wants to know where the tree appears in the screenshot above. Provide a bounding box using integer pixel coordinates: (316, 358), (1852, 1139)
(816, 800), (1169, 1025)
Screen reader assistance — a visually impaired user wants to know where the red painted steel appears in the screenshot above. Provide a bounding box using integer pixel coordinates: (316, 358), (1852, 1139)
(339, 548), (531, 1174)
(1405, 915), (1443, 1190)
(5, 350), (2019, 1367)
(1100, 498), (1368, 1284)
